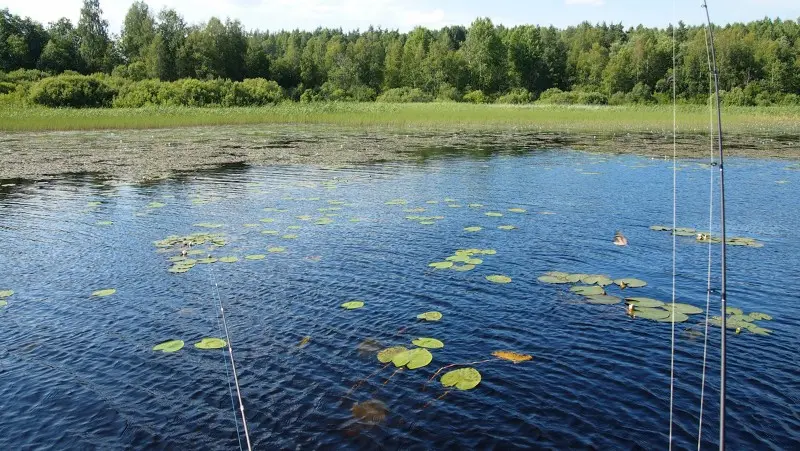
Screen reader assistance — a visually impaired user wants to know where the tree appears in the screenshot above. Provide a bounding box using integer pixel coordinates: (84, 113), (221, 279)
(145, 8), (186, 80)
(1, 8), (49, 71)
(461, 18), (506, 93)
(120, 1), (155, 62)
(76, 0), (110, 72)
(38, 18), (82, 73)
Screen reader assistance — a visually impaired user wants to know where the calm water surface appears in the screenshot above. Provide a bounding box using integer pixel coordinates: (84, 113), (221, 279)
(1, 149), (798, 450)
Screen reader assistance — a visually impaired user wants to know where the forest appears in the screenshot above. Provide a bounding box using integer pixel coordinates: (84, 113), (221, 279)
(1, 0), (799, 108)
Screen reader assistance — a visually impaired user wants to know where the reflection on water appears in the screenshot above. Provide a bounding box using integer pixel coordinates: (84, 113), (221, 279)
(1, 150), (798, 449)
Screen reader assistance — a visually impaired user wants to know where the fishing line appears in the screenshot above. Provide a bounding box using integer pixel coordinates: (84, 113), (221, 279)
(697, 18), (717, 450)
(668, 0), (678, 448)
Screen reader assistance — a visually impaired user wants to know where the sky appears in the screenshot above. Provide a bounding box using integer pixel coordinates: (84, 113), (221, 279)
(4, 0), (800, 34)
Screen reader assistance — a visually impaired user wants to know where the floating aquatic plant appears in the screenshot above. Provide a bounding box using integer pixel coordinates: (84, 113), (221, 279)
(569, 285), (604, 296)
(341, 301), (365, 310)
(195, 338), (226, 349)
(351, 399), (388, 425)
(663, 303), (703, 315)
(429, 261), (454, 269)
(452, 264), (476, 271)
(625, 297), (665, 308)
(492, 351), (533, 363)
(153, 340), (184, 353)
(282, 234), (298, 239)
(194, 223), (223, 228)
(95, 220), (113, 226)
(196, 257), (218, 264)
(298, 336), (311, 348)
(412, 337), (444, 349)
(464, 226), (482, 232)
(440, 368), (481, 390)
(486, 275), (512, 284)
(147, 202), (166, 208)
(219, 256), (238, 263)
(385, 199), (407, 205)
(498, 225), (517, 230)
(581, 275), (614, 286)
(245, 254), (266, 260)
(614, 278), (647, 288)
(508, 208), (527, 213)
(392, 348), (433, 369)
(586, 295), (622, 305)
(92, 289), (116, 297)
(0, 290), (14, 298)
(417, 311), (442, 321)
(656, 311), (690, 323)
(537, 275), (571, 284)
(0, 300), (7, 308)
(485, 212), (503, 217)
(268, 247), (286, 253)
(468, 203), (483, 208)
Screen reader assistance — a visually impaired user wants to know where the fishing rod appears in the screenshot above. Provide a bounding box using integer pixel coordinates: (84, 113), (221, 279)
(701, 1), (728, 449)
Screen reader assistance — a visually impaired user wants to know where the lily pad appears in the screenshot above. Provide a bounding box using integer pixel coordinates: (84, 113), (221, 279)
(351, 399), (388, 424)
(662, 303), (704, 315)
(465, 258), (483, 265)
(656, 311), (690, 323)
(378, 346), (407, 363)
(91, 289), (116, 297)
(581, 275), (614, 286)
(147, 202), (166, 208)
(0, 290), (14, 298)
(282, 234), (298, 239)
(441, 368), (481, 390)
(538, 275), (570, 284)
(417, 311), (442, 321)
(633, 307), (671, 320)
(429, 261), (454, 269)
(498, 225), (517, 230)
(464, 226), (482, 232)
(392, 348), (433, 369)
(194, 223), (223, 228)
(168, 266), (190, 273)
(153, 339), (184, 353)
(341, 301), (365, 310)
(486, 275), (512, 284)
(586, 295), (622, 305)
(468, 203), (483, 208)
(245, 254), (266, 260)
(95, 220), (113, 226)
(569, 285), (605, 296)
(446, 254), (471, 263)
(508, 208), (527, 213)
(219, 257), (239, 263)
(0, 300), (7, 308)
(196, 257), (218, 264)
(452, 264), (476, 272)
(625, 297), (665, 308)
(565, 273), (588, 283)
(748, 312), (772, 321)
(261, 230), (279, 235)
(412, 337), (444, 349)
(478, 249), (497, 255)
(268, 247), (286, 253)
(726, 307), (743, 316)
(650, 225), (672, 231)
(748, 326), (773, 336)
(492, 351), (533, 363)
(194, 338), (226, 349)
(614, 278), (647, 288)
(485, 212), (503, 217)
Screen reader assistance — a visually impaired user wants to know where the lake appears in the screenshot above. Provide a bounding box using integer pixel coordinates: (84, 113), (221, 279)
(1, 148), (798, 449)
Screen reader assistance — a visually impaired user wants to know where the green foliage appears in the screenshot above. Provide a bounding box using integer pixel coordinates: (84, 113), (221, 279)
(462, 89), (487, 104)
(224, 78), (284, 106)
(496, 88), (534, 104)
(113, 77), (285, 107)
(538, 87), (607, 105)
(376, 87), (432, 103)
(76, 0), (111, 73)
(29, 73), (115, 107)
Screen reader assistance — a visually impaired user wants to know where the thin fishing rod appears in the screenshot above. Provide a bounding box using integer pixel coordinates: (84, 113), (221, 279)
(701, 2), (728, 450)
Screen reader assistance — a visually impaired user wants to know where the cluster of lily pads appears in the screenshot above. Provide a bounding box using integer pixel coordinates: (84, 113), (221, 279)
(538, 271), (647, 303)
(152, 337), (227, 353)
(0, 289), (13, 308)
(428, 248), (497, 272)
(708, 307), (773, 335)
(650, 225), (764, 247)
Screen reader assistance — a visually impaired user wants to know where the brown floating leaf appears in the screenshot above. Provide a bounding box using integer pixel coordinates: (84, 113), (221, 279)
(492, 350), (533, 363)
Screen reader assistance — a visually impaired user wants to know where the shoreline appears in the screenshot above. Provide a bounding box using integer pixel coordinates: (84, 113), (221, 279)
(1, 124), (799, 181)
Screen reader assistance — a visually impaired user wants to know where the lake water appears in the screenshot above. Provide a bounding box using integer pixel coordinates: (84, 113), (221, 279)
(1, 148), (798, 450)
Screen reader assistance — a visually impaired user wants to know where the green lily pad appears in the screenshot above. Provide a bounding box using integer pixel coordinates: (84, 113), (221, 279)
(498, 225), (517, 230)
(0, 300), (7, 308)
(662, 303), (704, 315)
(748, 312), (772, 321)
(95, 220), (113, 226)
(282, 234), (298, 239)
(729, 314), (755, 323)
(153, 339), (184, 353)
(259, 218), (276, 223)
(674, 227), (696, 233)
(748, 326), (773, 336)
(91, 289), (116, 297)
(196, 257), (218, 264)
(452, 264), (476, 271)
(315, 218), (334, 225)
(194, 223), (223, 228)
(565, 273), (588, 283)
(261, 230), (279, 235)
(465, 258), (483, 265)
(429, 261), (454, 269)
(147, 202), (166, 208)
(633, 307), (671, 320)
(486, 275), (512, 284)
(392, 348), (433, 369)
(0, 290), (14, 298)
(441, 367), (481, 390)
(581, 275), (614, 286)
(446, 254), (471, 263)
(726, 307), (743, 316)
(412, 337), (444, 349)
(377, 346), (407, 363)
(650, 225), (672, 231)
(187, 249), (206, 256)
(614, 278), (647, 288)
(625, 297), (665, 308)
(268, 247), (286, 253)
(194, 338), (226, 349)
(219, 256), (239, 263)
(485, 212), (503, 217)
(538, 275), (570, 284)
(417, 311), (442, 321)
(464, 226), (482, 232)
(656, 311), (690, 323)
(586, 295), (622, 305)
(168, 266), (190, 273)
(287, 225), (301, 230)
(569, 285), (605, 296)
(478, 249), (497, 255)
(341, 301), (365, 310)
(245, 254), (266, 260)
(508, 208), (527, 213)
(673, 230), (697, 237)
(468, 203), (484, 208)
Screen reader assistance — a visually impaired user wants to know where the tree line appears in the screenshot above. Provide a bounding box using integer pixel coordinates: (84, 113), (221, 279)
(2, 0), (800, 107)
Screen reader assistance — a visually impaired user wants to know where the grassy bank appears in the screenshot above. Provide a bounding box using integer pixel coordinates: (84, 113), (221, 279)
(1, 103), (799, 135)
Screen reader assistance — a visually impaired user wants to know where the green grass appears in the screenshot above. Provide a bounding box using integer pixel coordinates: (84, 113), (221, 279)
(1, 102), (798, 135)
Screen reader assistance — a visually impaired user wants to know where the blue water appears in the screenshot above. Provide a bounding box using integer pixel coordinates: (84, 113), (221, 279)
(1, 150), (798, 450)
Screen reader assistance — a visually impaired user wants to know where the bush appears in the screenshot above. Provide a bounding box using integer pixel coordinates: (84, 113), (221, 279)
(462, 89), (487, 103)
(780, 93), (800, 105)
(720, 87), (750, 106)
(113, 79), (166, 107)
(496, 88), (533, 104)
(111, 62), (148, 82)
(626, 82), (654, 104)
(0, 82), (16, 95)
(537, 88), (607, 105)
(376, 87), (432, 103)
(29, 74), (115, 108)
(4, 69), (49, 84)
(435, 83), (460, 102)
(223, 78), (284, 106)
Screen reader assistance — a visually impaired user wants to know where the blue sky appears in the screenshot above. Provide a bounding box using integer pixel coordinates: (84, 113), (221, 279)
(5, 0), (800, 34)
